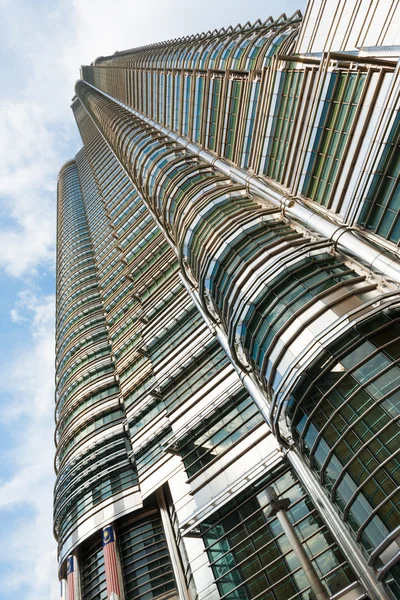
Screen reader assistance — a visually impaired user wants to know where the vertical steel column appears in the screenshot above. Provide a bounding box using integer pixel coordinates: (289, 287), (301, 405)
(278, 510), (329, 600)
(157, 487), (191, 600)
(264, 486), (329, 600)
(102, 525), (123, 600)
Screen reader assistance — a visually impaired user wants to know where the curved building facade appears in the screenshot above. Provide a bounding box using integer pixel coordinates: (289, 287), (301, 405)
(56, 3), (400, 600)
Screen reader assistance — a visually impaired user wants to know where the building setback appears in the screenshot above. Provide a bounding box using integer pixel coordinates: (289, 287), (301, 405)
(55, 2), (400, 599)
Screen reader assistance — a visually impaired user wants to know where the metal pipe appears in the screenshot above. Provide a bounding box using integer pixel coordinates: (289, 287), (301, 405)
(277, 509), (329, 600)
(265, 493), (329, 600)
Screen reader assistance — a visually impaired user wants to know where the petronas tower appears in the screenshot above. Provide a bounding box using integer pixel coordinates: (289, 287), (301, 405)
(55, 2), (400, 599)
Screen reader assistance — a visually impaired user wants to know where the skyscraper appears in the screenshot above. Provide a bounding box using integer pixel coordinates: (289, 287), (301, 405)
(55, 2), (400, 599)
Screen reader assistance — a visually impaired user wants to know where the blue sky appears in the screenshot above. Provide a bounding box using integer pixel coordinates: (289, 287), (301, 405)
(0, 0), (305, 598)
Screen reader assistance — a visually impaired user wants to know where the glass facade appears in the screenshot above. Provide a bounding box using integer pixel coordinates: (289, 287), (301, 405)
(384, 564), (400, 600)
(55, 162), (137, 549)
(80, 535), (107, 600)
(288, 313), (400, 557)
(201, 466), (357, 600)
(303, 72), (367, 208)
(359, 113), (400, 244)
(118, 511), (177, 600)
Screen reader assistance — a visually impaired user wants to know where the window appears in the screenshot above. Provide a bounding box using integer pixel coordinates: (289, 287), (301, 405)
(119, 511), (177, 600)
(178, 390), (262, 477)
(303, 72), (366, 208)
(359, 112), (400, 243)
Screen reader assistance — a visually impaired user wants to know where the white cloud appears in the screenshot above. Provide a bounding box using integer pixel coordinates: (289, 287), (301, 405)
(0, 291), (56, 600)
(0, 102), (57, 276)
